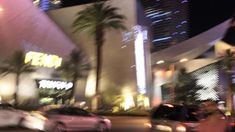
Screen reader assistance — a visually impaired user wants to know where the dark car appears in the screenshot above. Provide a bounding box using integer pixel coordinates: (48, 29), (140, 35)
(148, 103), (199, 132)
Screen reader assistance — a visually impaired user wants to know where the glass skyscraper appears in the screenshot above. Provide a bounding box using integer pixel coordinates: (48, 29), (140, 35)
(141, 0), (189, 52)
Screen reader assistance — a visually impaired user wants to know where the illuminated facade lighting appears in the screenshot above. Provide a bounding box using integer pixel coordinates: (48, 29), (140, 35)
(85, 70), (96, 97)
(195, 68), (219, 101)
(33, 0), (40, 5)
(179, 58), (188, 62)
(121, 88), (135, 110)
(134, 26), (147, 94)
(121, 45), (127, 48)
(39, 0), (50, 11)
(156, 60), (165, 64)
(25, 51), (62, 68)
(0, 7), (3, 12)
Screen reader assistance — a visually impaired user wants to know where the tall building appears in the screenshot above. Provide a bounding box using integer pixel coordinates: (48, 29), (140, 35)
(140, 0), (189, 52)
(33, 0), (61, 11)
(141, 0), (235, 52)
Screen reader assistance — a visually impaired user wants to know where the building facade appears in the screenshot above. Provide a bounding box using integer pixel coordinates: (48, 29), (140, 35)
(0, 0), (80, 106)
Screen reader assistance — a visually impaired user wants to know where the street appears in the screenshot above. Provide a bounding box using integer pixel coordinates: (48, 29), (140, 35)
(108, 116), (149, 132)
(0, 116), (150, 132)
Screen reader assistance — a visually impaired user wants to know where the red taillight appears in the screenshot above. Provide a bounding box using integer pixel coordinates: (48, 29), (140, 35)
(229, 122), (235, 126)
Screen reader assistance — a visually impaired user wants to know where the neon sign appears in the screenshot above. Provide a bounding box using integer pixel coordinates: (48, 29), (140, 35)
(25, 51), (62, 68)
(36, 79), (73, 90)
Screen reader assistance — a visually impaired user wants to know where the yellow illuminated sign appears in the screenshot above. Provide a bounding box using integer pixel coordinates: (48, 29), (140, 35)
(25, 51), (62, 68)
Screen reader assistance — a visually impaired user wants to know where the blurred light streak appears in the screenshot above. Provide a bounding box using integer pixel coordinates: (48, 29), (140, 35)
(85, 70), (96, 97)
(179, 58), (188, 62)
(0, 7), (3, 12)
(153, 37), (172, 42)
(134, 30), (146, 94)
(121, 88), (135, 110)
(156, 60), (164, 64)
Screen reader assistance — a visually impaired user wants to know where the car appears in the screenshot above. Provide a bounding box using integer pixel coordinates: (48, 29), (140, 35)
(147, 103), (199, 132)
(23, 106), (111, 132)
(0, 103), (28, 128)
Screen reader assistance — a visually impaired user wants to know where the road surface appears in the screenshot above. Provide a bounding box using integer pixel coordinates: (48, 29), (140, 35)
(108, 116), (149, 132)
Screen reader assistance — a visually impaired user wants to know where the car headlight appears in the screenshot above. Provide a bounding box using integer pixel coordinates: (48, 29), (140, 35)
(176, 124), (186, 132)
(155, 125), (172, 132)
(103, 118), (111, 123)
(31, 112), (47, 121)
(23, 112), (47, 131)
(144, 123), (152, 128)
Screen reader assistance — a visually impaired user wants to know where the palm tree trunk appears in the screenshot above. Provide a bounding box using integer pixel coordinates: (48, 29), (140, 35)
(94, 27), (104, 110)
(95, 45), (102, 95)
(70, 76), (78, 102)
(14, 74), (19, 107)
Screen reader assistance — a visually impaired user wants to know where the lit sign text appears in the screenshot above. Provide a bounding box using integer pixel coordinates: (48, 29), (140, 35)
(37, 79), (73, 90)
(25, 51), (62, 68)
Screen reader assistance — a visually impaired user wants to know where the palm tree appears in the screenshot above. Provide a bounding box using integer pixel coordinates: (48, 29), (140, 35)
(56, 49), (91, 101)
(174, 67), (200, 104)
(222, 49), (235, 113)
(0, 50), (35, 106)
(72, 1), (126, 103)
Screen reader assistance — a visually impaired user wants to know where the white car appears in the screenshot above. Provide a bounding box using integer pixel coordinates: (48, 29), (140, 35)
(23, 106), (111, 132)
(0, 103), (27, 127)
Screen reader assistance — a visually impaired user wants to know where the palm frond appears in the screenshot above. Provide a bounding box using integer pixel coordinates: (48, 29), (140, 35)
(105, 20), (127, 30)
(72, 1), (126, 35)
(56, 50), (91, 80)
(0, 50), (35, 76)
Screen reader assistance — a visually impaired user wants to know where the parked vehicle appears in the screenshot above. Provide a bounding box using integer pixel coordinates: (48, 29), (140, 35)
(148, 103), (199, 132)
(23, 106), (111, 132)
(0, 103), (27, 127)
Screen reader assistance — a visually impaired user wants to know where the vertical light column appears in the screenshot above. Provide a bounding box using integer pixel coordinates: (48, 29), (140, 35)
(85, 70), (96, 97)
(134, 26), (147, 94)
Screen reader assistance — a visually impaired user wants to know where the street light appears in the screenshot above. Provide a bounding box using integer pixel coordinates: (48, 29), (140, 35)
(0, 7), (3, 12)
(156, 60), (165, 64)
(179, 58), (188, 62)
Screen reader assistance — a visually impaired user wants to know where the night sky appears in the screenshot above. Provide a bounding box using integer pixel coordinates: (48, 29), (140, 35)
(61, 0), (100, 7)
(60, 0), (235, 39)
(189, 0), (235, 37)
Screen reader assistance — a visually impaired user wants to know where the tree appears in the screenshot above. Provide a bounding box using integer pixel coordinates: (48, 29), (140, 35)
(100, 87), (121, 110)
(0, 50), (35, 106)
(222, 49), (235, 113)
(174, 68), (200, 104)
(56, 49), (90, 101)
(72, 1), (126, 107)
